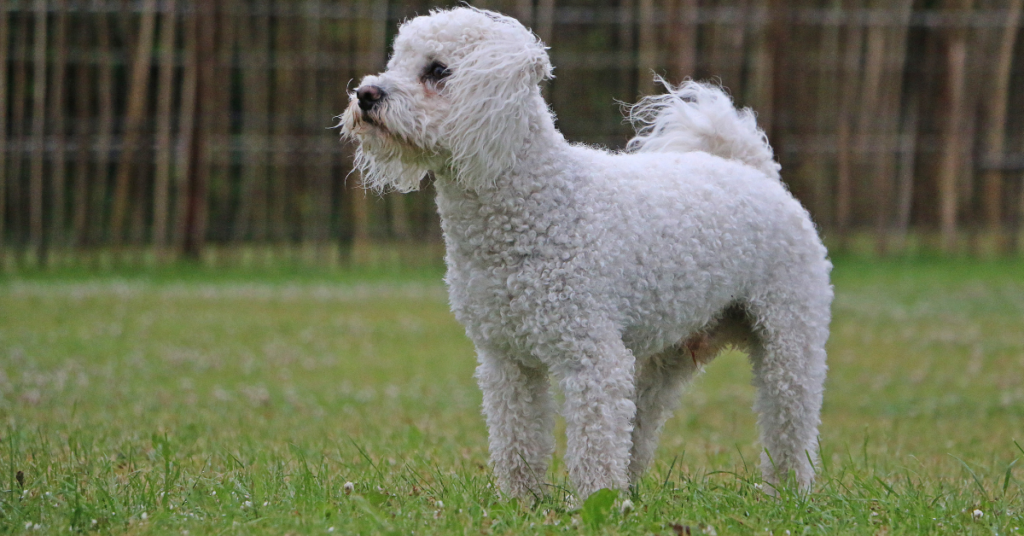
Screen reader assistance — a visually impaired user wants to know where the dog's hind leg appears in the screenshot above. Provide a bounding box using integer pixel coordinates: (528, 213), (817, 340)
(476, 351), (556, 500)
(628, 309), (754, 483)
(745, 282), (830, 494)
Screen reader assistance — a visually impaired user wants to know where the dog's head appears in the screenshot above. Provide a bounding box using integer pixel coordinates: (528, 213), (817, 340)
(338, 7), (553, 192)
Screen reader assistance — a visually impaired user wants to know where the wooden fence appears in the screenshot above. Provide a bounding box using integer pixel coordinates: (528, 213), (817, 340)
(1, 0), (1023, 267)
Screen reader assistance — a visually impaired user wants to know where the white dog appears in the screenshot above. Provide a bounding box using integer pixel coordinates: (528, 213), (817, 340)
(340, 7), (832, 501)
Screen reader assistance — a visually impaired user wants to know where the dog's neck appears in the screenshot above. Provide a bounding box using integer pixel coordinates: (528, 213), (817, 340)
(435, 94), (566, 200)
(433, 102), (579, 269)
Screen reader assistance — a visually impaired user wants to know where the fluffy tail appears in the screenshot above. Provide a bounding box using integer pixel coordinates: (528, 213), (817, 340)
(625, 78), (781, 181)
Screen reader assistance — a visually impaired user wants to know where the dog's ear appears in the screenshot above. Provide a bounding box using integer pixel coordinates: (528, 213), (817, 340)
(441, 27), (552, 189)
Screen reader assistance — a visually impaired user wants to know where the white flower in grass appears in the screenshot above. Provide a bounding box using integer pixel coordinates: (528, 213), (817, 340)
(973, 509), (984, 520)
(619, 499), (633, 515)
(436, 500), (444, 508)
(243, 501), (252, 509)
(327, 527), (335, 532)
(140, 512), (148, 520)
(343, 482), (355, 495)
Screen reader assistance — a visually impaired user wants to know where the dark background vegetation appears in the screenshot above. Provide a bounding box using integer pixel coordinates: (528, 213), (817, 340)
(1, 0), (1023, 268)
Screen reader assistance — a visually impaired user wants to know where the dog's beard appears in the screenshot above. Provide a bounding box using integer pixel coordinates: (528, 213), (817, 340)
(340, 102), (433, 193)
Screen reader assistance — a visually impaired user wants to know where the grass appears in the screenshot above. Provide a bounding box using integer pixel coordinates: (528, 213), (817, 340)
(0, 256), (1022, 534)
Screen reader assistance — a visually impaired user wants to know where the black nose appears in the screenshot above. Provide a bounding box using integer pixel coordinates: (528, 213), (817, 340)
(357, 85), (385, 111)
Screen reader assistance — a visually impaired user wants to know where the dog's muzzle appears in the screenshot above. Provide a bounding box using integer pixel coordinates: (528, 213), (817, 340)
(357, 85), (386, 111)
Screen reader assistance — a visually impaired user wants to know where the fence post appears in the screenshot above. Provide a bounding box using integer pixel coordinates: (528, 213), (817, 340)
(980, 0), (1022, 254)
(938, 0), (972, 254)
(182, 1), (215, 260)
(152, 0), (178, 257)
(48, 0), (68, 255)
(29, 0), (48, 264)
(110, 0), (156, 249)
(0, 5), (9, 263)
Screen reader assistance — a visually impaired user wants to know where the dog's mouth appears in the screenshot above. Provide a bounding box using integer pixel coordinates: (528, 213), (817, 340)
(359, 110), (382, 128)
(341, 103), (391, 140)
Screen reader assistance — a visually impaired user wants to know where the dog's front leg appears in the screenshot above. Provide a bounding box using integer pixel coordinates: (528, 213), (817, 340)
(475, 351), (555, 500)
(553, 338), (637, 499)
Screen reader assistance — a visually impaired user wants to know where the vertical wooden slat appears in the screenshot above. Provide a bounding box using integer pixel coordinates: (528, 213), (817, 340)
(667, 0), (697, 81)
(271, 2), (296, 244)
(747, 0), (774, 131)
(91, 11), (114, 245)
(110, 0), (157, 246)
(47, 0), (68, 253)
(172, 4), (198, 255)
(893, 91), (919, 246)
(813, 0), (842, 229)
(869, 0), (913, 255)
(938, 0), (972, 254)
(855, 7), (886, 245)
(709, 0), (747, 92)
(979, 0), (1022, 252)
(530, 0), (552, 110)
(301, 0), (332, 251)
(152, 0), (178, 253)
(535, 0), (555, 45)
(617, 0), (635, 100)
(350, 0), (388, 255)
(835, 0), (864, 246)
(70, 23), (92, 249)
(252, 0), (272, 244)
(209, 0), (237, 243)
(333, 0), (354, 251)
(0, 5), (10, 256)
(234, 0), (272, 244)
(233, 0), (252, 243)
(9, 13), (27, 250)
(182, 0), (215, 259)
(29, 0), (49, 261)
(637, 0), (657, 97)
(513, 0), (533, 26)
(47, 0), (68, 254)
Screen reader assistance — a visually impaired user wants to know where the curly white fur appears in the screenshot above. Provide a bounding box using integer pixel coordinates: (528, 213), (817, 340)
(626, 77), (782, 181)
(339, 7), (832, 501)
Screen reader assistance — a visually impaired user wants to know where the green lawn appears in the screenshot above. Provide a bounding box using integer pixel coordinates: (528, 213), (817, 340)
(1, 258), (1022, 534)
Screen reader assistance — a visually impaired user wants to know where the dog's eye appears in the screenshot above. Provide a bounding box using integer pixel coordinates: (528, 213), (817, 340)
(423, 61), (451, 82)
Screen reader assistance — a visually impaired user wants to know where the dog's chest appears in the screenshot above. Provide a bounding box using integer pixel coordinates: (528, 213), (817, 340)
(437, 184), (585, 359)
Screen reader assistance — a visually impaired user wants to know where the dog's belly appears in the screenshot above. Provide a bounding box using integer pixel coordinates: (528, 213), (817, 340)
(618, 292), (738, 360)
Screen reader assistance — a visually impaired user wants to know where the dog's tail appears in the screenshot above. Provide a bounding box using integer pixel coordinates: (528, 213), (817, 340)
(625, 78), (781, 181)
